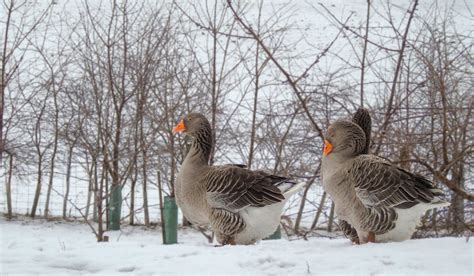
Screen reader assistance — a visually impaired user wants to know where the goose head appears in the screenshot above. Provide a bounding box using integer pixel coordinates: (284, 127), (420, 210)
(323, 121), (366, 158)
(172, 113), (211, 138)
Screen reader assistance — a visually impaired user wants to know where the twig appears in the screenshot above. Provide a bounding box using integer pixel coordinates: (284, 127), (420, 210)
(157, 170), (166, 244)
(360, 0), (371, 107)
(316, 3), (399, 52)
(227, 0), (350, 139)
(375, 0), (419, 155)
(408, 155), (474, 202)
(196, 226), (214, 243)
(50, 186), (101, 240)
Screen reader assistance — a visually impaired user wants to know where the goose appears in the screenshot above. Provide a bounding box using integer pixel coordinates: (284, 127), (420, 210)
(321, 120), (449, 243)
(172, 113), (305, 245)
(339, 108), (372, 244)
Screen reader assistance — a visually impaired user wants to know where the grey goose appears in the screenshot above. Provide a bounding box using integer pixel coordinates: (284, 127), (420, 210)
(321, 120), (449, 243)
(339, 108), (373, 244)
(172, 113), (305, 245)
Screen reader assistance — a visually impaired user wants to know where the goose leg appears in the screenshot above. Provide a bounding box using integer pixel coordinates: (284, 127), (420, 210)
(223, 236), (236, 245)
(339, 219), (360, 244)
(213, 236), (236, 247)
(367, 231), (376, 243)
(210, 208), (245, 245)
(213, 236), (236, 246)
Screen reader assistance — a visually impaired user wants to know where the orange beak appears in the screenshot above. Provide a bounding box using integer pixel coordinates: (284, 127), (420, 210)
(172, 119), (185, 134)
(323, 140), (333, 156)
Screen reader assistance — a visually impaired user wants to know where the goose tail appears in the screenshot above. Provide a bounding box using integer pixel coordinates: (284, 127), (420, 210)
(277, 181), (306, 198)
(430, 197), (450, 208)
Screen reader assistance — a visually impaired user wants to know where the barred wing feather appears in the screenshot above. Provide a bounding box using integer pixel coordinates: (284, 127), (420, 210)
(204, 166), (287, 211)
(350, 155), (442, 209)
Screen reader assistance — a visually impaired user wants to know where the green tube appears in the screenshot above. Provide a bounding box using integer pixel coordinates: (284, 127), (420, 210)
(264, 225), (281, 240)
(108, 185), (122, 230)
(163, 196), (178, 244)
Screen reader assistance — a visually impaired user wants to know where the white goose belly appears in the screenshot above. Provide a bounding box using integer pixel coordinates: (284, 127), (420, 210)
(234, 202), (284, 245)
(362, 204), (433, 242)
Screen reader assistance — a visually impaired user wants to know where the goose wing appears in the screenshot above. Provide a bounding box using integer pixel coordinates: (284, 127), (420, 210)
(204, 166), (287, 211)
(350, 155), (440, 209)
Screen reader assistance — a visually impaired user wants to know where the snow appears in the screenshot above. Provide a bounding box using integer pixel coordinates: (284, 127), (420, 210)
(1, 1), (473, 274)
(1, 217), (472, 275)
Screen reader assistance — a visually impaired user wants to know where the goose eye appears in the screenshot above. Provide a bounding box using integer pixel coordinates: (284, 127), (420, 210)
(188, 117), (192, 121)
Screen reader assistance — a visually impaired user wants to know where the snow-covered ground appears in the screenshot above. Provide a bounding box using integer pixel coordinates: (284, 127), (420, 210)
(1, 217), (472, 275)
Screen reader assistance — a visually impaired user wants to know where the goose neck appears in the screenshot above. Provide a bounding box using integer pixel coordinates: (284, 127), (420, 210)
(184, 129), (213, 165)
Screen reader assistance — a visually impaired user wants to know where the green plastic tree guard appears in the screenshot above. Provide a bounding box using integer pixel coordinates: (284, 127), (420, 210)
(163, 196), (178, 244)
(264, 225), (281, 240)
(108, 185), (122, 230)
